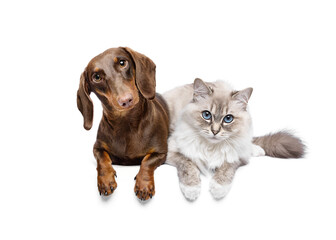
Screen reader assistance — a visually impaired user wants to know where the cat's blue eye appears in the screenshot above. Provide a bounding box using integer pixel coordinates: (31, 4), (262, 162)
(223, 114), (234, 123)
(202, 111), (212, 120)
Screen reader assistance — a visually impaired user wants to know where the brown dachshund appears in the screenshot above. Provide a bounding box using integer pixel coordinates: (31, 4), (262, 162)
(77, 47), (169, 201)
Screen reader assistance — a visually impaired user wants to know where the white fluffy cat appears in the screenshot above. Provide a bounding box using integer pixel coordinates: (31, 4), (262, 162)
(163, 78), (305, 201)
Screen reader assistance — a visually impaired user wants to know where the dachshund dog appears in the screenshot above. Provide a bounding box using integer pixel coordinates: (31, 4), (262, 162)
(77, 47), (169, 201)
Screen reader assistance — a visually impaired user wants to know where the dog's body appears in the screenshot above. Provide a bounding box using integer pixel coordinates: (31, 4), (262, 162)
(95, 93), (169, 165)
(77, 47), (169, 200)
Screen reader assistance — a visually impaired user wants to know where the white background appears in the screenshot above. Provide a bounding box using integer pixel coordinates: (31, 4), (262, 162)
(1, 0), (335, 239)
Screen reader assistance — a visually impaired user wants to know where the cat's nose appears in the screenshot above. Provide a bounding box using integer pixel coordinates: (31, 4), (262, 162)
(211, 129), (220, 135)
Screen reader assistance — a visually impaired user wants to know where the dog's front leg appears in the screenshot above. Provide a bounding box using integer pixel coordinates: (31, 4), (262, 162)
(134, 152), (166, 201)
(94, 148), (117, 196)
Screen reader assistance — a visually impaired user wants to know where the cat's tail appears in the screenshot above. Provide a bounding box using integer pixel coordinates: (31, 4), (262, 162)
(252, 130), (306, 159)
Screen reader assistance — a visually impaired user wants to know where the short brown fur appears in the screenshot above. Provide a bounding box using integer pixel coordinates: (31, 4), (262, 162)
(77, 47), (169, 201)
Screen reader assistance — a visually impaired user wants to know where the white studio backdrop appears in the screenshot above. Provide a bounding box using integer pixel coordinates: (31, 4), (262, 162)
(0, 0), (335, 239)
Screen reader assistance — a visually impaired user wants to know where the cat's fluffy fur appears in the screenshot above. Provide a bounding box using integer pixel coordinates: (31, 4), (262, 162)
(163, 79), (305, 201)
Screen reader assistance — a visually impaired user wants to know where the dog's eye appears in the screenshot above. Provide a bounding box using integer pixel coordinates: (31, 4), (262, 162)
(92, 73), (101, 82)
(119, 60), (127, 67)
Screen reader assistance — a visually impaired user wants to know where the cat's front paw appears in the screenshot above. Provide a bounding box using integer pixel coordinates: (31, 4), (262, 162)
(179, 183), (201, 201)
(209, 178), (232, 200)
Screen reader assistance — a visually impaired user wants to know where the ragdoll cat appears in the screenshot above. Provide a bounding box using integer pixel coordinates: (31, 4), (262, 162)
(163, 78), (305, 201)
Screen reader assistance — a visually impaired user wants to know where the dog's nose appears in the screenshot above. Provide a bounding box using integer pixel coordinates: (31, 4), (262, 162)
(117, 93), (134, 108)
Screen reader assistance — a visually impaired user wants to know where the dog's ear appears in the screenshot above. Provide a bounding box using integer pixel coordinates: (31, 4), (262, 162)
(122, 47), (156, 99)
(77, 69), (93, 130)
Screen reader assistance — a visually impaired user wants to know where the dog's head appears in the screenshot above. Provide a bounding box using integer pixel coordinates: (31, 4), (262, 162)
(77, 47), (156, 130)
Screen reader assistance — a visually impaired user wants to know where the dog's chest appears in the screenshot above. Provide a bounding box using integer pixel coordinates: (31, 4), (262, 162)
(108, 129), (150, 160)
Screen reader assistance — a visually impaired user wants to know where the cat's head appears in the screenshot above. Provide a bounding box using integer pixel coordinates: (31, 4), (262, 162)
(181, 78), (253, 143)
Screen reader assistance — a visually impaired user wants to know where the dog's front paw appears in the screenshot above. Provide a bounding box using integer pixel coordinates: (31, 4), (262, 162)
(134, 176), (155, 201)
(209, 178), (232, 200)
(97, 172), (117, 196)
(179, 183), (201, 201)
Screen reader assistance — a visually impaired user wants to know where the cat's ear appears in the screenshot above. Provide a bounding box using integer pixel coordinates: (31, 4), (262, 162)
(193, 78), (212, 101)
(232, 87), (253, 109)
